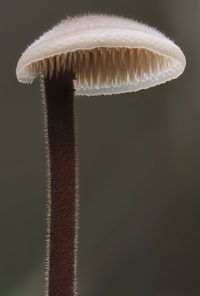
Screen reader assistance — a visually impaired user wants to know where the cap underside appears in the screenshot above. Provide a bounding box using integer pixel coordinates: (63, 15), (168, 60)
(26, 46), (180, 95)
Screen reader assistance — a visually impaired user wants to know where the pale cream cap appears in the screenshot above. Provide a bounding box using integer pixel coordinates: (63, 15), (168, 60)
(16, 14), (186, 96)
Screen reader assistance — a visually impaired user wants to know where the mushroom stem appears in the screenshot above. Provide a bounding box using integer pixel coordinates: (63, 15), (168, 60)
(43, 70), (78, 296)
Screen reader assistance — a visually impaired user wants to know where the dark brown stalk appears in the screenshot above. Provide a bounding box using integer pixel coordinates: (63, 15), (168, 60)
(43, 70), (77, 296)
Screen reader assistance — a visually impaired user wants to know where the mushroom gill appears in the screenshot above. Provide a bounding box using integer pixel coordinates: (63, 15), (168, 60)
(27, 47), (172, 91)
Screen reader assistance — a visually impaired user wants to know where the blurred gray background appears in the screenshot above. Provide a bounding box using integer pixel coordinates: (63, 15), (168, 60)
(1, 1), (200, 295)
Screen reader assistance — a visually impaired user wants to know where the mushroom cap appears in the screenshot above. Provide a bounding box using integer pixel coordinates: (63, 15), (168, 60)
(16, 14), (186, 96)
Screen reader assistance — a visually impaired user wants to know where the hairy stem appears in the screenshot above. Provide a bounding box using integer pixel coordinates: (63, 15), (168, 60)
(43, 71), (78, 296)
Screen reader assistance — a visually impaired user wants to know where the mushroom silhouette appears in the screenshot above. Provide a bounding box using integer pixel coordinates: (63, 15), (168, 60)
(16, 14), (186, 296)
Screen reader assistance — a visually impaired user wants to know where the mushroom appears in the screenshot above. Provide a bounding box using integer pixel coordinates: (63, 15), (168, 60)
(16, 14), (186, 296)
